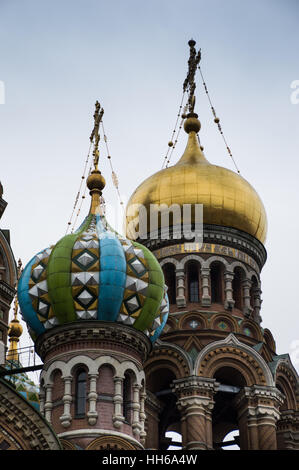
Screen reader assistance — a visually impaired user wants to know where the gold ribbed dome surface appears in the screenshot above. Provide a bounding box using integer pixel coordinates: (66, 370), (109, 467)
(126, 120), (267, 244)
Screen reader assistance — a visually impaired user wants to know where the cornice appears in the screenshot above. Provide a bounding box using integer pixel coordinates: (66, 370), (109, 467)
(35, 321), (151, 363)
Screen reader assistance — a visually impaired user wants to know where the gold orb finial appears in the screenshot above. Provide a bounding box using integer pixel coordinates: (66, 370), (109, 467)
(87, 169), (106, 192)
(8, 318), (23, 339)
(184, 113), (201, 134)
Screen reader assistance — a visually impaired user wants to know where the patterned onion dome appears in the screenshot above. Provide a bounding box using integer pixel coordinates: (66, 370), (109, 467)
(18, 168), (169, 344)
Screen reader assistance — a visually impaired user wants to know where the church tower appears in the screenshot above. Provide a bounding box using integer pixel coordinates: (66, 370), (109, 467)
(17, 102), (169, 450)
(126, 40), (299, 450)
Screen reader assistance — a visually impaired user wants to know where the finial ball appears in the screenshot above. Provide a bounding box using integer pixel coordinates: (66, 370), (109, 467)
(87, 169), (106, 192)
(8, 319), (23, 338)
(184, 115), (201, 134)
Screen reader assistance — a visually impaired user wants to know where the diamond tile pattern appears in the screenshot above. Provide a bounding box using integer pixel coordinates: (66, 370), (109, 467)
(74, 250), (97, 269)
(75, 288), (97, 309)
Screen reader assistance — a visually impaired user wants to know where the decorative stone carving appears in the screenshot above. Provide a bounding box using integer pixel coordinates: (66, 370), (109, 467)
(175, 268), (186, 307)
(112, 376), (124, 429)
(200, 267), (211, 306)
(59, 376), (72, 428)
(224, 270), (235, 310)
(87, 373), (98, 425)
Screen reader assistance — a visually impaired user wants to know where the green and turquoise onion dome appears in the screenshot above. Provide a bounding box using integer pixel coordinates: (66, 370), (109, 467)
(18, 167), (169, 345)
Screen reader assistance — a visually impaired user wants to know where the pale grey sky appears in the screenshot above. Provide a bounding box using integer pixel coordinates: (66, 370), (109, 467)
(0, 0), (298, 370)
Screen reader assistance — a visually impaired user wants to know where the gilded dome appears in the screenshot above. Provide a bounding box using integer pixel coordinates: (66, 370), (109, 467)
(126, 117), (267, 244)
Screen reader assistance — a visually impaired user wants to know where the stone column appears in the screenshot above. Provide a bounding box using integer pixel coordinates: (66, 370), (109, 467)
(87, 373), (98, 425)
(59, 375), (72, 428)
(200, 268), (211, 306)
(39, 386), (45, 417)
(144, 391), (163, 449)
(132, 383), (141, 437)
(44, 384), (53, 424)
(242, 279), (253, 317)
(112, 376), (124, 429)
(224, 270), (235, 310)
(234, 385), (284, 450)
(139, 389), (147, 445)
(173, 376), (219, 450)
(176, 268), (186, 307)
(252, 286), (262, 323)
(276, 410), (299, 450)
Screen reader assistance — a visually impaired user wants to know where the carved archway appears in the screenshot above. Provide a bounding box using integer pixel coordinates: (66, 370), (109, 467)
(194, 334), (273, 386)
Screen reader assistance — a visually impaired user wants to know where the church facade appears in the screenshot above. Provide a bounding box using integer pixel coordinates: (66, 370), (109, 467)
(0, 42), (298, 451)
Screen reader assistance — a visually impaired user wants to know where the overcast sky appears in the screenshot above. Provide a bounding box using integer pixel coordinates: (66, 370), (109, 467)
(0, 0), (298, 372)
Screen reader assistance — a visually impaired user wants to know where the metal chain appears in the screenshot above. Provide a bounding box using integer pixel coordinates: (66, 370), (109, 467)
(100, 121), (125, 215)
(165, 102), (188, 168)
(65, 141), (93, 234)
(198, 66), (240, 174)
(162, 92), (186, 169)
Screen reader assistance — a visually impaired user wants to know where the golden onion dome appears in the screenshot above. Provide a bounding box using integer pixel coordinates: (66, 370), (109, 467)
(126, 115), (267, 244)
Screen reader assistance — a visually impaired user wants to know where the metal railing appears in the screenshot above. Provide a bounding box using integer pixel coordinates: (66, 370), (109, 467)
(0, 345), (43, 377)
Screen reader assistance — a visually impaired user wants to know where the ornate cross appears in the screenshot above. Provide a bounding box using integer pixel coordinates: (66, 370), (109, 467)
(90, 101), (104, 170)
(183, 39), (201, 114)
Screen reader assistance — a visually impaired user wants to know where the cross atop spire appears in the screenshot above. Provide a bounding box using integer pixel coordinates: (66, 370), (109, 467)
(183, 39), (201, 115)
(87, 101), (106, 214)
(90, 100), (104, 171)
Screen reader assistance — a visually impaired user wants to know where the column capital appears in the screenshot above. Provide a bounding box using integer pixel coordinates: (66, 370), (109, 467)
(241, 278), (253, 287)
(114, 376), (124, 383)
(88, 373), (98, 379)
(224, 270), (234, 279)
(172, 376), (219, 399)
(175, 268), (185, 276)
(62, 375), (73, 382)
(201, 267), (210, 277)
(132, 383), (142, 391)
(235, 385), (284, 421)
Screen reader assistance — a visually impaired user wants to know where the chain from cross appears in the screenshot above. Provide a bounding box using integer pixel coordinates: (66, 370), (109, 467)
(90, 100), (104, 170)
(183, 39), (201, 114)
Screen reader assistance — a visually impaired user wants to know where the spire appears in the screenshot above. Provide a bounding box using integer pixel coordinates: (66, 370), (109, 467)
(87, 101), (106, 215)
(7, 259), (23, 362)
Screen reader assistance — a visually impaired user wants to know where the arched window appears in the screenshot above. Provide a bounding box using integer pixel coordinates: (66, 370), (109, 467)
(75, 369), (87, 417)
(186, 261), (200, 302)
(210, 262), (224, 304)
(163, 263), (176, 305)
(123, 373), (132, 423)
(232, 267), (245, 310)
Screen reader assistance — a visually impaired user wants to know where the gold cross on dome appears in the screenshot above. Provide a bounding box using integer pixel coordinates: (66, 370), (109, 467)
(183, 39), (201, 114)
